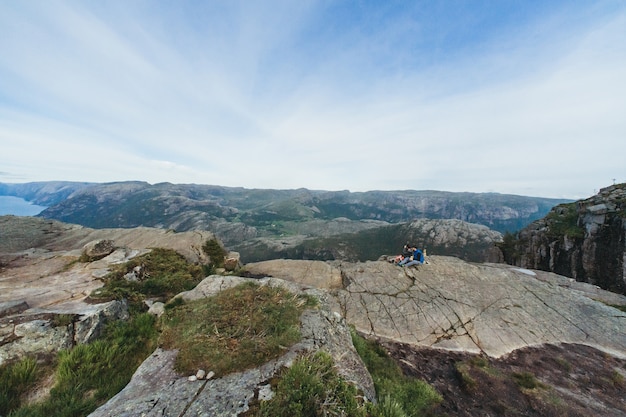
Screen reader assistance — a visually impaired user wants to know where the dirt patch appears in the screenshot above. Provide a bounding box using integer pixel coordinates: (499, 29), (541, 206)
(381, 341), (626, 417)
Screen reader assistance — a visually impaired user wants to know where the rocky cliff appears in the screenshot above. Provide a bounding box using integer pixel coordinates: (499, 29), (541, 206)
(511, 183), (626, 294)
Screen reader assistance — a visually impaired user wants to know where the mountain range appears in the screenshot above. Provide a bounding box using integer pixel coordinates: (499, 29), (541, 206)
(0, 181), (569, 263)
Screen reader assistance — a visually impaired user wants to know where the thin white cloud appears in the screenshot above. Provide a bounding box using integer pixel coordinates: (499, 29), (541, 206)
(0, 1), (624, 199)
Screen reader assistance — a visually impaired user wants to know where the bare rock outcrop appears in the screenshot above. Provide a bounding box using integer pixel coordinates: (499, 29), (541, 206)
(89, 276), (375, 417)
(515, 183), (626, 294)
(0, 215), (215, 264)
(247, 257), (626, 359)
(0, 216), (216, 366)
(243, 259), (343, 289)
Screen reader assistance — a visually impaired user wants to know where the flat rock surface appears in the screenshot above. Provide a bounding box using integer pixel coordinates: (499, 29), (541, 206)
(244, 259), (343, 289)
(334, 256), (626, 358)
(247, 256), (626, 359)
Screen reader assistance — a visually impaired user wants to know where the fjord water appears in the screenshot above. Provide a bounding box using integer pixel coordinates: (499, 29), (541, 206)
(0, 196), (47, 216)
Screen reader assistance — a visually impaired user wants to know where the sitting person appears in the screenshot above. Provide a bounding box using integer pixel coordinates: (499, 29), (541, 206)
(398, 247), (424, 267)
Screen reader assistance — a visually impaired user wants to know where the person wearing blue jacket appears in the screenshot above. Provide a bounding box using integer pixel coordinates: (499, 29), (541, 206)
(398, 247), (424, 267)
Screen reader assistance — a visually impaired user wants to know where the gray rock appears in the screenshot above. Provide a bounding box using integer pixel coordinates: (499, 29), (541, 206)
(332, 257), (626, 359)
(0, 300), (128, 366)
(82, 239), (115, 261)
(0, 300), (29, 318)
(147, 302), (165, 317)
(516, 183), (626, 294)
(73, 300), (129, 344)
(89, 277), (375, 417)
(1, 319), (72, 365)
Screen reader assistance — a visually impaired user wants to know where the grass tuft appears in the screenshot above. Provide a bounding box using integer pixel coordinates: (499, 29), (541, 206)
(159, 282), (317, 376)
(512, 371), (545, 390)
(0, 357), (39, 415)
(350, 328), (442, 416)
(7, 313), (158, 417)
(256, 351), (366, 417)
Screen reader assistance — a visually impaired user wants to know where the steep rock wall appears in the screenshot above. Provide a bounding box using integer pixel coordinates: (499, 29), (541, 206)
(516, 184), (626, 294)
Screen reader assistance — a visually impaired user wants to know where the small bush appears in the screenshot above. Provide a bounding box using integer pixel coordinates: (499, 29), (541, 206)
(202, 238), (227, 269)
(512, 371), (545, 390)
(91, 248), (205, 307)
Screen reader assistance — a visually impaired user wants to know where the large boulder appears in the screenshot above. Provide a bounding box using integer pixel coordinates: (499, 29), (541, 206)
(82, 239), (115, 261)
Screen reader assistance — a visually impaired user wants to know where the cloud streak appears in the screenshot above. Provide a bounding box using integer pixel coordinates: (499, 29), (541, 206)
(0, 1), (624, 198)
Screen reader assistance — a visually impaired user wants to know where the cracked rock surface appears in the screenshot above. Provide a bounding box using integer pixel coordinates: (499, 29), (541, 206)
(331, 256), (626, 358)
(248, 256), (626, 359)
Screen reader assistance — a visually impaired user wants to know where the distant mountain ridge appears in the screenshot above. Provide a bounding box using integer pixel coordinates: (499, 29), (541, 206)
(0, 181), (93, 206)
(0, 181), (570, 263)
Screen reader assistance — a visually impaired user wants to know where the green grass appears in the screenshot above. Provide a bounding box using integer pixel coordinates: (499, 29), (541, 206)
(8, 313), (158, 417)
(0, 357), (39, 415)
(545, 203), (584, 239)
(3, 246), (211, 417)
(512, 371), (546, 390)
(350, 328), (442, 416)
(256, 351), (366, 417)
(90, 248), (205, 307)
(159, 282), (317, 376)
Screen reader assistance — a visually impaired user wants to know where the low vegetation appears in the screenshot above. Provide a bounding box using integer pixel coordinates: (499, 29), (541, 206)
(160, 282), (317, 376)
(351, 329), (443, 417)
(545, 203), (584, 239)
(1, 245), (200, 417)
(0, 357), (38, 415)
(255, 351), (365, 417)
(1, 314), (158, 417)
(90, 247), (205, 308)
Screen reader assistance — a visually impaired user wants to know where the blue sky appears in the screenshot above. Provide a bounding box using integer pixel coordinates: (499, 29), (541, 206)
(1, 1), (624, 199)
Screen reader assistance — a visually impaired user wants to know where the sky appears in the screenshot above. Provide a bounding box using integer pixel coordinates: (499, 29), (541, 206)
(0, 1), (625, 199)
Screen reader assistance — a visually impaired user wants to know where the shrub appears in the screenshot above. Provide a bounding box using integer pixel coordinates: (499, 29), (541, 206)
(91, 248), (205, 307)
(202, 238), (227, 269)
